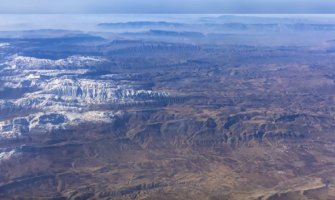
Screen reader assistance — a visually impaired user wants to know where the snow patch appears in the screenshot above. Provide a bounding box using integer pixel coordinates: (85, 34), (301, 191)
(5, 55), (107, 70)
(0, 43), (10, 48)
(0, 150), (17, 161)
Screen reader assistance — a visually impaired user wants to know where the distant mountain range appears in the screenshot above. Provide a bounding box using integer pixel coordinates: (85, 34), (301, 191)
(99, 21), (335, 32)
(98, 21), (185, 28)
(123, 30), (205, 38)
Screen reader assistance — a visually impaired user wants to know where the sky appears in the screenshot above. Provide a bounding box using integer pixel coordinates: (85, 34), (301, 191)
(1, 0), (335, 14)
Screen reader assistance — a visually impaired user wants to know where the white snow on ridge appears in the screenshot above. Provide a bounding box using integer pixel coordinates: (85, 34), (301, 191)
(0, 110), (121, 139)
(5, 55), (107, 70)
(0, 52), (171, 139)
(0, 43), (10, 48)
(0, 150), (17, 161)
(66, 111), (118, 124)
(45, 78), (118, 102)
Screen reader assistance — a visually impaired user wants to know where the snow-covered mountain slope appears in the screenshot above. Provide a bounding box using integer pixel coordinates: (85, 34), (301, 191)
(4, 55), (107, 70)
(0, 54), (170, 139)
(0, 43), (10, 48)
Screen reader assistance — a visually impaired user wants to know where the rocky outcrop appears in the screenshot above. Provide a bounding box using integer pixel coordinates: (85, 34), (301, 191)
(0, 117), (29, 138)
(224, 114), (253, 129)
(0, 113), (67, 138)
(38, 114), (66, 125)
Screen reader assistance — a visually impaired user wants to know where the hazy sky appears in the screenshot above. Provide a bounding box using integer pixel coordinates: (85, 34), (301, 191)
(1, 0), (335, 14)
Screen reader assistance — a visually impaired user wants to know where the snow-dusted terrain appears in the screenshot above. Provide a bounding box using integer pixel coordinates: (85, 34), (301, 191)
(0, 43), (10, 48)
(5, 55), (107, 70)
(0, 54), (169, 139)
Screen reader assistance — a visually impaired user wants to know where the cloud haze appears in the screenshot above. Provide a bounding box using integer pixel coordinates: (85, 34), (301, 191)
(1, 0), (335, 13)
